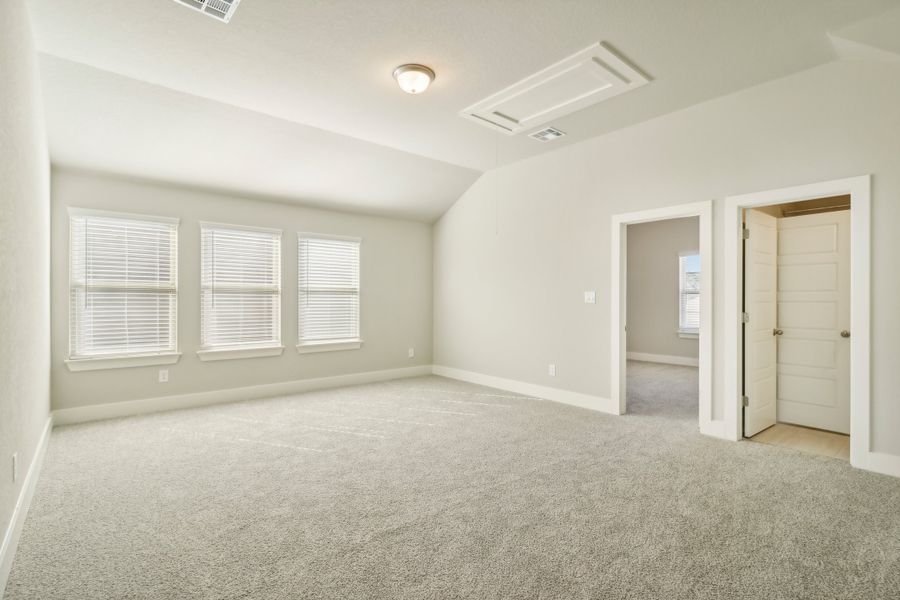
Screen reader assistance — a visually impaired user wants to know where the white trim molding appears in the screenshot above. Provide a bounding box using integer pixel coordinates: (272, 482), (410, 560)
(432, 365), (618, 414)
(0, 416), (53, 594)
(66, 352), (181, 371)
(196, 346), (284, 362)
(626, 352), (700, 367)
(723, 175), (875, 470)
(52, 365), (433, 425)
(296, 340), (363, 354)
(611, 200), (715, 434)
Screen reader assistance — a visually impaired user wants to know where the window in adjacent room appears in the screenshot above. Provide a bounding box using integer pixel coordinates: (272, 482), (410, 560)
(678, 252), (701, 337)
(297, 234), (361, 352)
(68, 209), (179, 370)
(199, 223), (282, 360)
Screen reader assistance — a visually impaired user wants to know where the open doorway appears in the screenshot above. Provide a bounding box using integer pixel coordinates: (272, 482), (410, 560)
(723, 175), (872, 471)
(742, 196), (852, 459)
(610, 201), (714, 435)
(624, 217), (700, 423)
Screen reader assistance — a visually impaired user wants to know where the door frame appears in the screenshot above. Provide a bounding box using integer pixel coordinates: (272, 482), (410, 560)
(723, 175), (870, 468)
(610, 200), (714, 434)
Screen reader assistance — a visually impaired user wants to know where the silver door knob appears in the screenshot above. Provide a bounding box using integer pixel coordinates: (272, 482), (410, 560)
(840, 330), (850, 338)
(773, 328), (784, 336)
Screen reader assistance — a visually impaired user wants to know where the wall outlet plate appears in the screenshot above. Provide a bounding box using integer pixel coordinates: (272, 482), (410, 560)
(159, 369), (169, 383)
(408, 347), (415, 358)
(584, 291), (596, 304)
(548, 364), (557, 376)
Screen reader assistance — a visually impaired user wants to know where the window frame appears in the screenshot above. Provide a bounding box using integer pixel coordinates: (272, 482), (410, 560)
(296, 232), (363, 354)
(65, 207), (181, 372)
(678, 250), (701, 338)
(197, 221), (284, 362)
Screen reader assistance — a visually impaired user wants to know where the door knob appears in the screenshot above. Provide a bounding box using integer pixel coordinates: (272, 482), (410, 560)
(840, 330), (850, 338)
(773, 328), (784, 336)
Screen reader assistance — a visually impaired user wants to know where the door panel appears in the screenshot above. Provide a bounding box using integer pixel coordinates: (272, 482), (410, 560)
(776, 210), (850, 434)
(743, 209), (778, 437)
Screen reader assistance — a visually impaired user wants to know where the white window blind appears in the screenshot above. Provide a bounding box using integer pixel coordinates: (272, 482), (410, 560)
(679, 253), (701, 333)
(298, 235), (360, 345)
(69, 211), (178, 359)
(201, 224), (281, 350)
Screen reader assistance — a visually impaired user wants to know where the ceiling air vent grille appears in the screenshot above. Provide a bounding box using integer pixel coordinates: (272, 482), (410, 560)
(173, 0), (242, 23)
(529, 127), (566, 142)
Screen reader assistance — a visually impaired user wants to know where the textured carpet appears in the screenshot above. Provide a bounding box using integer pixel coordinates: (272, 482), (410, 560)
(4, 363), (900, 599)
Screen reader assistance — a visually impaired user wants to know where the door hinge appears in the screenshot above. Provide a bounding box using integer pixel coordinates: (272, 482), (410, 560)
(742, 395), (750, 407)
(742, 227), (750, 240)
(741, 312), (750, 324)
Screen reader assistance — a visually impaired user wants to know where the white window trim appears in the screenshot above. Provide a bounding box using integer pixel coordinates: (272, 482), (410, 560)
(199, 222), (283, 354)
(65, 352), (182, 372)
(196, 345), (285, 362)
(678, 250), (700, 337)
(296, 340), (363, 354)
(67, 208), (180, 369)
(297, 233), (362, 348)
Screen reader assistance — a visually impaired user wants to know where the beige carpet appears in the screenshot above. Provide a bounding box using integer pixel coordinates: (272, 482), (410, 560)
(4, 363), (900, 599)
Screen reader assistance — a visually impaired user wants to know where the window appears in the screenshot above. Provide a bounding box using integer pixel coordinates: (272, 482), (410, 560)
(199, 224), (282, 360)
(68, 210), (179, 370)
(297, 234), (361, 352)
(679, 252), (701, 336)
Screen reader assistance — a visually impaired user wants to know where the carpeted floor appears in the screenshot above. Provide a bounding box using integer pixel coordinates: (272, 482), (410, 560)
(4, 362), (900, 599)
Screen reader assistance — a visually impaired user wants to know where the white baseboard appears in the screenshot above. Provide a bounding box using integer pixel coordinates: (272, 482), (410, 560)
(626, 352), (700, 367)
(53, 365), (434, 426)
(855, 450), (900, 479)
(0, 415), (53, 595)
(432, 365), (619, 414)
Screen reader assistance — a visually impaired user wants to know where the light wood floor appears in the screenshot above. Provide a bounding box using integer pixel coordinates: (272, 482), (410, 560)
(750, 423), (850, 460)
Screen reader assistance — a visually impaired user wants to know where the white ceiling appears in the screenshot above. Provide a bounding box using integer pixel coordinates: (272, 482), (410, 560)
(28, 0), (900, 221)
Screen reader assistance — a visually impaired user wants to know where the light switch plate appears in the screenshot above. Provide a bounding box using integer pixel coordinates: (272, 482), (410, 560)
(584, 291), (596, 304)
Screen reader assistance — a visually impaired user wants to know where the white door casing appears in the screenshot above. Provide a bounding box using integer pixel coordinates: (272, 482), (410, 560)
(776, 210), (851, 434)
(743, 209), (778, 437)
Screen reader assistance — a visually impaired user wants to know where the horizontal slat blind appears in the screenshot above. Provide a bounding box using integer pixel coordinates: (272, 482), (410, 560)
(201, 225), (281, 350)
(69, 213), (178, 358)
(298, 236), (360, 344)
(679, 253), (701, 332)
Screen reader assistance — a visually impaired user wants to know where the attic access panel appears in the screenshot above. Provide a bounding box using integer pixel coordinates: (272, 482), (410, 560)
(461, 42), (649, 135)
(173, 0), (242, 23)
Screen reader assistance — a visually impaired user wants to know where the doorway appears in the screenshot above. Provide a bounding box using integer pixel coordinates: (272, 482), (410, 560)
(723, 176), (871, 469)
(610, 201), (714, 434)
(742, 197), (851, 459)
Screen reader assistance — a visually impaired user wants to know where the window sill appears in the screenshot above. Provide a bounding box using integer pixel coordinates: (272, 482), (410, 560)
(66, 352), (181, 372)
(196, 346), (285, 362)
(678, 330), (699, 340)
(296, 340), (363, 354)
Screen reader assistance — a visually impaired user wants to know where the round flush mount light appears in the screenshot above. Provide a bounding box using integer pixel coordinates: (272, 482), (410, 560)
(392, 64), (435, 94)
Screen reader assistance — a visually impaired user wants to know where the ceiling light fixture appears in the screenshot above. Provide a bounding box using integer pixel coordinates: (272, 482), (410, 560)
(392, 64), (435, 94)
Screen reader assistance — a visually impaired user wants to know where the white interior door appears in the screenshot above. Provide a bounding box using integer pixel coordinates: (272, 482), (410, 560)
(743, 209), (778, 437)
(776, 210), (850, 434)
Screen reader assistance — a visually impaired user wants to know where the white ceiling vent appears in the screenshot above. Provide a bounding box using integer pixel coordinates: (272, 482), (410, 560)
(173, 0), (242, 23)
(461, 42), (649, 135)
(529, 127), (566, 142)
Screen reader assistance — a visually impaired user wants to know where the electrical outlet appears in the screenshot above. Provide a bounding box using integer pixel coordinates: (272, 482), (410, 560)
(548, 364), (557, 376)
(584, 291), (596, 304)
(408, 347), (415, 359)
(12, 452), (18, 483)
(158, 369), (169, 383)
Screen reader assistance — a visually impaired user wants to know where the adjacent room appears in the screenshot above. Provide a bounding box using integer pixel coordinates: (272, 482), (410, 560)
(2, 1), (900, 598)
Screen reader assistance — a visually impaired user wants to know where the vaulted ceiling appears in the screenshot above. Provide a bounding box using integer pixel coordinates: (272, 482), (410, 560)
(27, 0), (900, 221)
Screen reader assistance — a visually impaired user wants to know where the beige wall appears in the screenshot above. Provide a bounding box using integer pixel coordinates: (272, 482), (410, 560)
(434, 58), (900, 457)
(626, 217), (699, 359)
(51, 169), (433, 411)
(0, 0), (51, 567)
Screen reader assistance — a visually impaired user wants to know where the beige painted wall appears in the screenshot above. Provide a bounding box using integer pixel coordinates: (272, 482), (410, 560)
(0, 0), (51, 561)
(626, 217), (699, 359)
(51, 169), (433, 411)
(433, 58), (900, 457)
